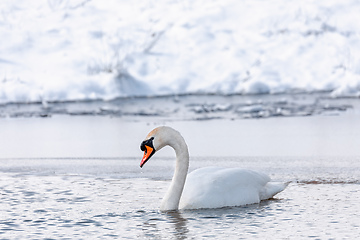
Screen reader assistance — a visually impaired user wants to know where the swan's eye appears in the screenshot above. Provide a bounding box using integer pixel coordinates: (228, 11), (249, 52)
(140, 142), (146, 151)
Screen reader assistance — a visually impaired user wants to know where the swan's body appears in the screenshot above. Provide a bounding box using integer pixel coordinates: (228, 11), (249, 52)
(180, 167), (287, 209)
(140, 126), (288, 211)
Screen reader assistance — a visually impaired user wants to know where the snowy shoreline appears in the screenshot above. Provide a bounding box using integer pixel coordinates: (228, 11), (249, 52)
(0, 92), (357, 119)
(2, 0), (360, 104)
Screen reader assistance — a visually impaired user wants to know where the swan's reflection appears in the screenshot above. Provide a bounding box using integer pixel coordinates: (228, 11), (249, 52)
(165, 211), (188, 240)
(141, 210), (188, 239)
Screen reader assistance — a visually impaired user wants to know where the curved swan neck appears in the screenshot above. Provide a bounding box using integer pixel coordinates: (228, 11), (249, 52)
(160, 130), (189, 211)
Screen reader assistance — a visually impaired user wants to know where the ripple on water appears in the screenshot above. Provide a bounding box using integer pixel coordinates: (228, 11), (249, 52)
(0, 163), (360, 239)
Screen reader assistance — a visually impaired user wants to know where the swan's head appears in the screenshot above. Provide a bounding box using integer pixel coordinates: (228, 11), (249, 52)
(140, 126), (176, 168)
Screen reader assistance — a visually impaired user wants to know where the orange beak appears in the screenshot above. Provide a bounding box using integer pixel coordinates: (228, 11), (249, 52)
(140, 145), (155, 168)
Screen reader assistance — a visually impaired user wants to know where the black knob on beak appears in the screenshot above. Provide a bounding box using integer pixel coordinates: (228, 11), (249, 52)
(140, 137), (154, 151)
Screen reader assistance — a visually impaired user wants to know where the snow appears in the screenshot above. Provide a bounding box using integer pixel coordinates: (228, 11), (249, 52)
(1, 0), (360, 104)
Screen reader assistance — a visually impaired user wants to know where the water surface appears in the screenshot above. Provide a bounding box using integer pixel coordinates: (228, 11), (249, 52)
(1, 95), (359, 239)
(1, 157), (359, 239)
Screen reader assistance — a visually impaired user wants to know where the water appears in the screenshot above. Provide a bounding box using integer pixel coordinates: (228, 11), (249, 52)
(1, 94), (360, 239)
(0, 93), (357, 120)
(1, 157), (359, 239)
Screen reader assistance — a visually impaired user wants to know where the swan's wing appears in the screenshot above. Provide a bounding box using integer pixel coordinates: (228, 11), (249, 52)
(179, 167), (272, 209)
(259, 181), (290, 200)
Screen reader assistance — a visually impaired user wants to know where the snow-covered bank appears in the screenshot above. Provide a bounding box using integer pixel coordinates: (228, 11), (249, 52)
(0, 93), (357, 120)
(1, 0), (360, 104)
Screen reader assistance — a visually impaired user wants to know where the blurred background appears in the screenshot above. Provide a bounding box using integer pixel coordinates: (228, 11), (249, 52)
(1, 0), (360, 159)
(1, 0), (360, 103)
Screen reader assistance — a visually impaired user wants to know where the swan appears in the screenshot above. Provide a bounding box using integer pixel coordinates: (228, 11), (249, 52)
(140, 126), (288, 211)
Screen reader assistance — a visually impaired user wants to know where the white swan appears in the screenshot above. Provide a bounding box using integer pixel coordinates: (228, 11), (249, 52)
(140, 126), (288, 211)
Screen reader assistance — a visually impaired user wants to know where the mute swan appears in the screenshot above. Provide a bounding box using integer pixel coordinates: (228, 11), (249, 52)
(140, 126), (288, 211)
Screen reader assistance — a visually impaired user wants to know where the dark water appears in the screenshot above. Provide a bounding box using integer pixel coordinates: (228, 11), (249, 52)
(0, 93), (357, 120)
(1, 157), (359, 239)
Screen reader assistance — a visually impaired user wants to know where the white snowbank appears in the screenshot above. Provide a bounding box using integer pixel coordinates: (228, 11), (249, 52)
(1, 0), (360, 103)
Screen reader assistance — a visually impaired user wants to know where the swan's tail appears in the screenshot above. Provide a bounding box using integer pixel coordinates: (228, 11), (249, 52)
(260, 181), (290, 200)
